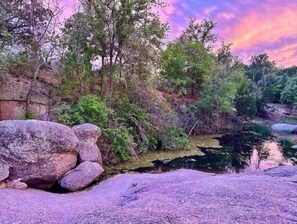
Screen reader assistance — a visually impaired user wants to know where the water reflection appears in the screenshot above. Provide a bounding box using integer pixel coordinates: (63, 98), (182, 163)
(247, 141), (294, 173)
(132, 132), (297, 174)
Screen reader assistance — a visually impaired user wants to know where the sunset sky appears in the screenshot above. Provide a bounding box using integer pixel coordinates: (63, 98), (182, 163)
(61, 0), (297, 67)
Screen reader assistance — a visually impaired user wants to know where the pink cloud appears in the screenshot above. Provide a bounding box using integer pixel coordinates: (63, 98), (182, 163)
(203, 6), (217, 16)
(227, 5), (297, 50)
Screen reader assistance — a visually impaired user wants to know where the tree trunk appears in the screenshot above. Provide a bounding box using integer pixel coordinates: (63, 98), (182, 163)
(25, 63), (42, 117)
(101, 56), (105, 94)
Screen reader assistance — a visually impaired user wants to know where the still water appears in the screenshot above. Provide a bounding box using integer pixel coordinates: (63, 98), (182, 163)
(110, 132), (297, 175)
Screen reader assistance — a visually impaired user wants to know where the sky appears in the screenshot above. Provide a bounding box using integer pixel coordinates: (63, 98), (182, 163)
(60, 0), (297, 67)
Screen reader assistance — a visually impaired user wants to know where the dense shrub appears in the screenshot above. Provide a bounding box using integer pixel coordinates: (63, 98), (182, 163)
(104, 127), (135, 161)
(281, 77), (297, 106)
(248, 124), (272, 137)
(235, 96), (257, 118)
(279, 139), (294, 151)
(160, 127), (189, 150)
(73, 96), (112, 128)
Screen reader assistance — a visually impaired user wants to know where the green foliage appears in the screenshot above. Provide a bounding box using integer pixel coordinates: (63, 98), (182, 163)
(235, 96), (257, 118)
(25, 111), (35, 120)
(279, 139), (294, 151)
(262, 74), (282, 103)
(281, 77), (297, 106)
(161, 42), (214, 95)
(52, 103), (76, 125)
(73, 96), (111, 128)
(148, 134), (160, 150)
(0, 53), (27, 71)
(248, 124), (272, 137)
(198, 62), (246, 114)
(160, 127), (189, 150)
(105, 127), (134, 161)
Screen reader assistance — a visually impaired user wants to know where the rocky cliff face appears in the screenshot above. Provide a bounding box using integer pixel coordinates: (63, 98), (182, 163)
(0, 68), (60, 120)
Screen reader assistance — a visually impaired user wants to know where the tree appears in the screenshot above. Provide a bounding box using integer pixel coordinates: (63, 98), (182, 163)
(161, 42), (214, 96)
(281, 77), (297, 107)
(0, 0), (61, 115)
(80, 0), (168, 94)
(179, 18), (217, 49)
(198, 46), (246, 114)
(245, 53), (277, 84)
(60, 12), (93, 99)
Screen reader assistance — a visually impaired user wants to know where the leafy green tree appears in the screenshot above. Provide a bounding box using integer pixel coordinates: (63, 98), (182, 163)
(198, 43), (246, 114)
(80, 0), (168, 94)
(161, 42), (214, 96)
(281, 77), (297, 106)
(245, 53), (277, 84)
(179, 18), (217, 49)
(59, 13), (94, 99)
(0, 0), (61, 116)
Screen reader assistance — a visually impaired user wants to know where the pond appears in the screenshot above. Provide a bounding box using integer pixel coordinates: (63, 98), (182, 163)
(104, 131), (297, 177)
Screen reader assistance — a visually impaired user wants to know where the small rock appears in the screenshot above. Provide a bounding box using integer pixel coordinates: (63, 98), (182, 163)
(73, 124), (101, 144)
(78, 142), (103, 165)
(292, 145), (297, 150)
(58, 161), (104, 191)
(0, 181), (6, 189)
(0, 163), (9, 181)
(271, 123), (297, 132)
(7, 179), (28, 190)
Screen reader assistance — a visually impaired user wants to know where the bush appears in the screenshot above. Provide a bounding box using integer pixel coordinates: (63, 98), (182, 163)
(281, 77), (297, 106)
(105, 127), (135, 161)
(160, 127), (189, 150)
(235, 96), (257, 118)
(248, 124), (272, 137)
(279, 139), (294, 150)
(52, 102), (76, 125)
(73, 96), (112, 128)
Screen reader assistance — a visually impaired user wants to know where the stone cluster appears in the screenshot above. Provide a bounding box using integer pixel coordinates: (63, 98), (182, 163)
(0, 120), (104, 191)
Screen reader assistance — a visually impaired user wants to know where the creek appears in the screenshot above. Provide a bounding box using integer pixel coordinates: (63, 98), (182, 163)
(104, 131), (297, 177)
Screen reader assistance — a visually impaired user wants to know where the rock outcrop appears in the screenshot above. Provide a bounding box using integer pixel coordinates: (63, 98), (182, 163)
(0, 120), (79, 189)
(57, 124), (104, 191)
(73, 124), (103, 165)
(0, 120), (104, 191)
(0, 166), (296, 224)
(58, 161), (104, 191)
(0, 68), (60, 120)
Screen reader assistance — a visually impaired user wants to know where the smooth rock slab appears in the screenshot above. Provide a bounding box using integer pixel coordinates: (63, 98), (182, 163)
(58, 161), (104, 191)
(0, 167), (297, 224)
(0, 120), (79, 189)
(271, 123), (297, 132)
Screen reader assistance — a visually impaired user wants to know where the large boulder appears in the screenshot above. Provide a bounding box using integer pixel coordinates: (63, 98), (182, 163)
(271, 123), (297, 132)
(0, 120), (79, 189)
(58, 161), (104, 191)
